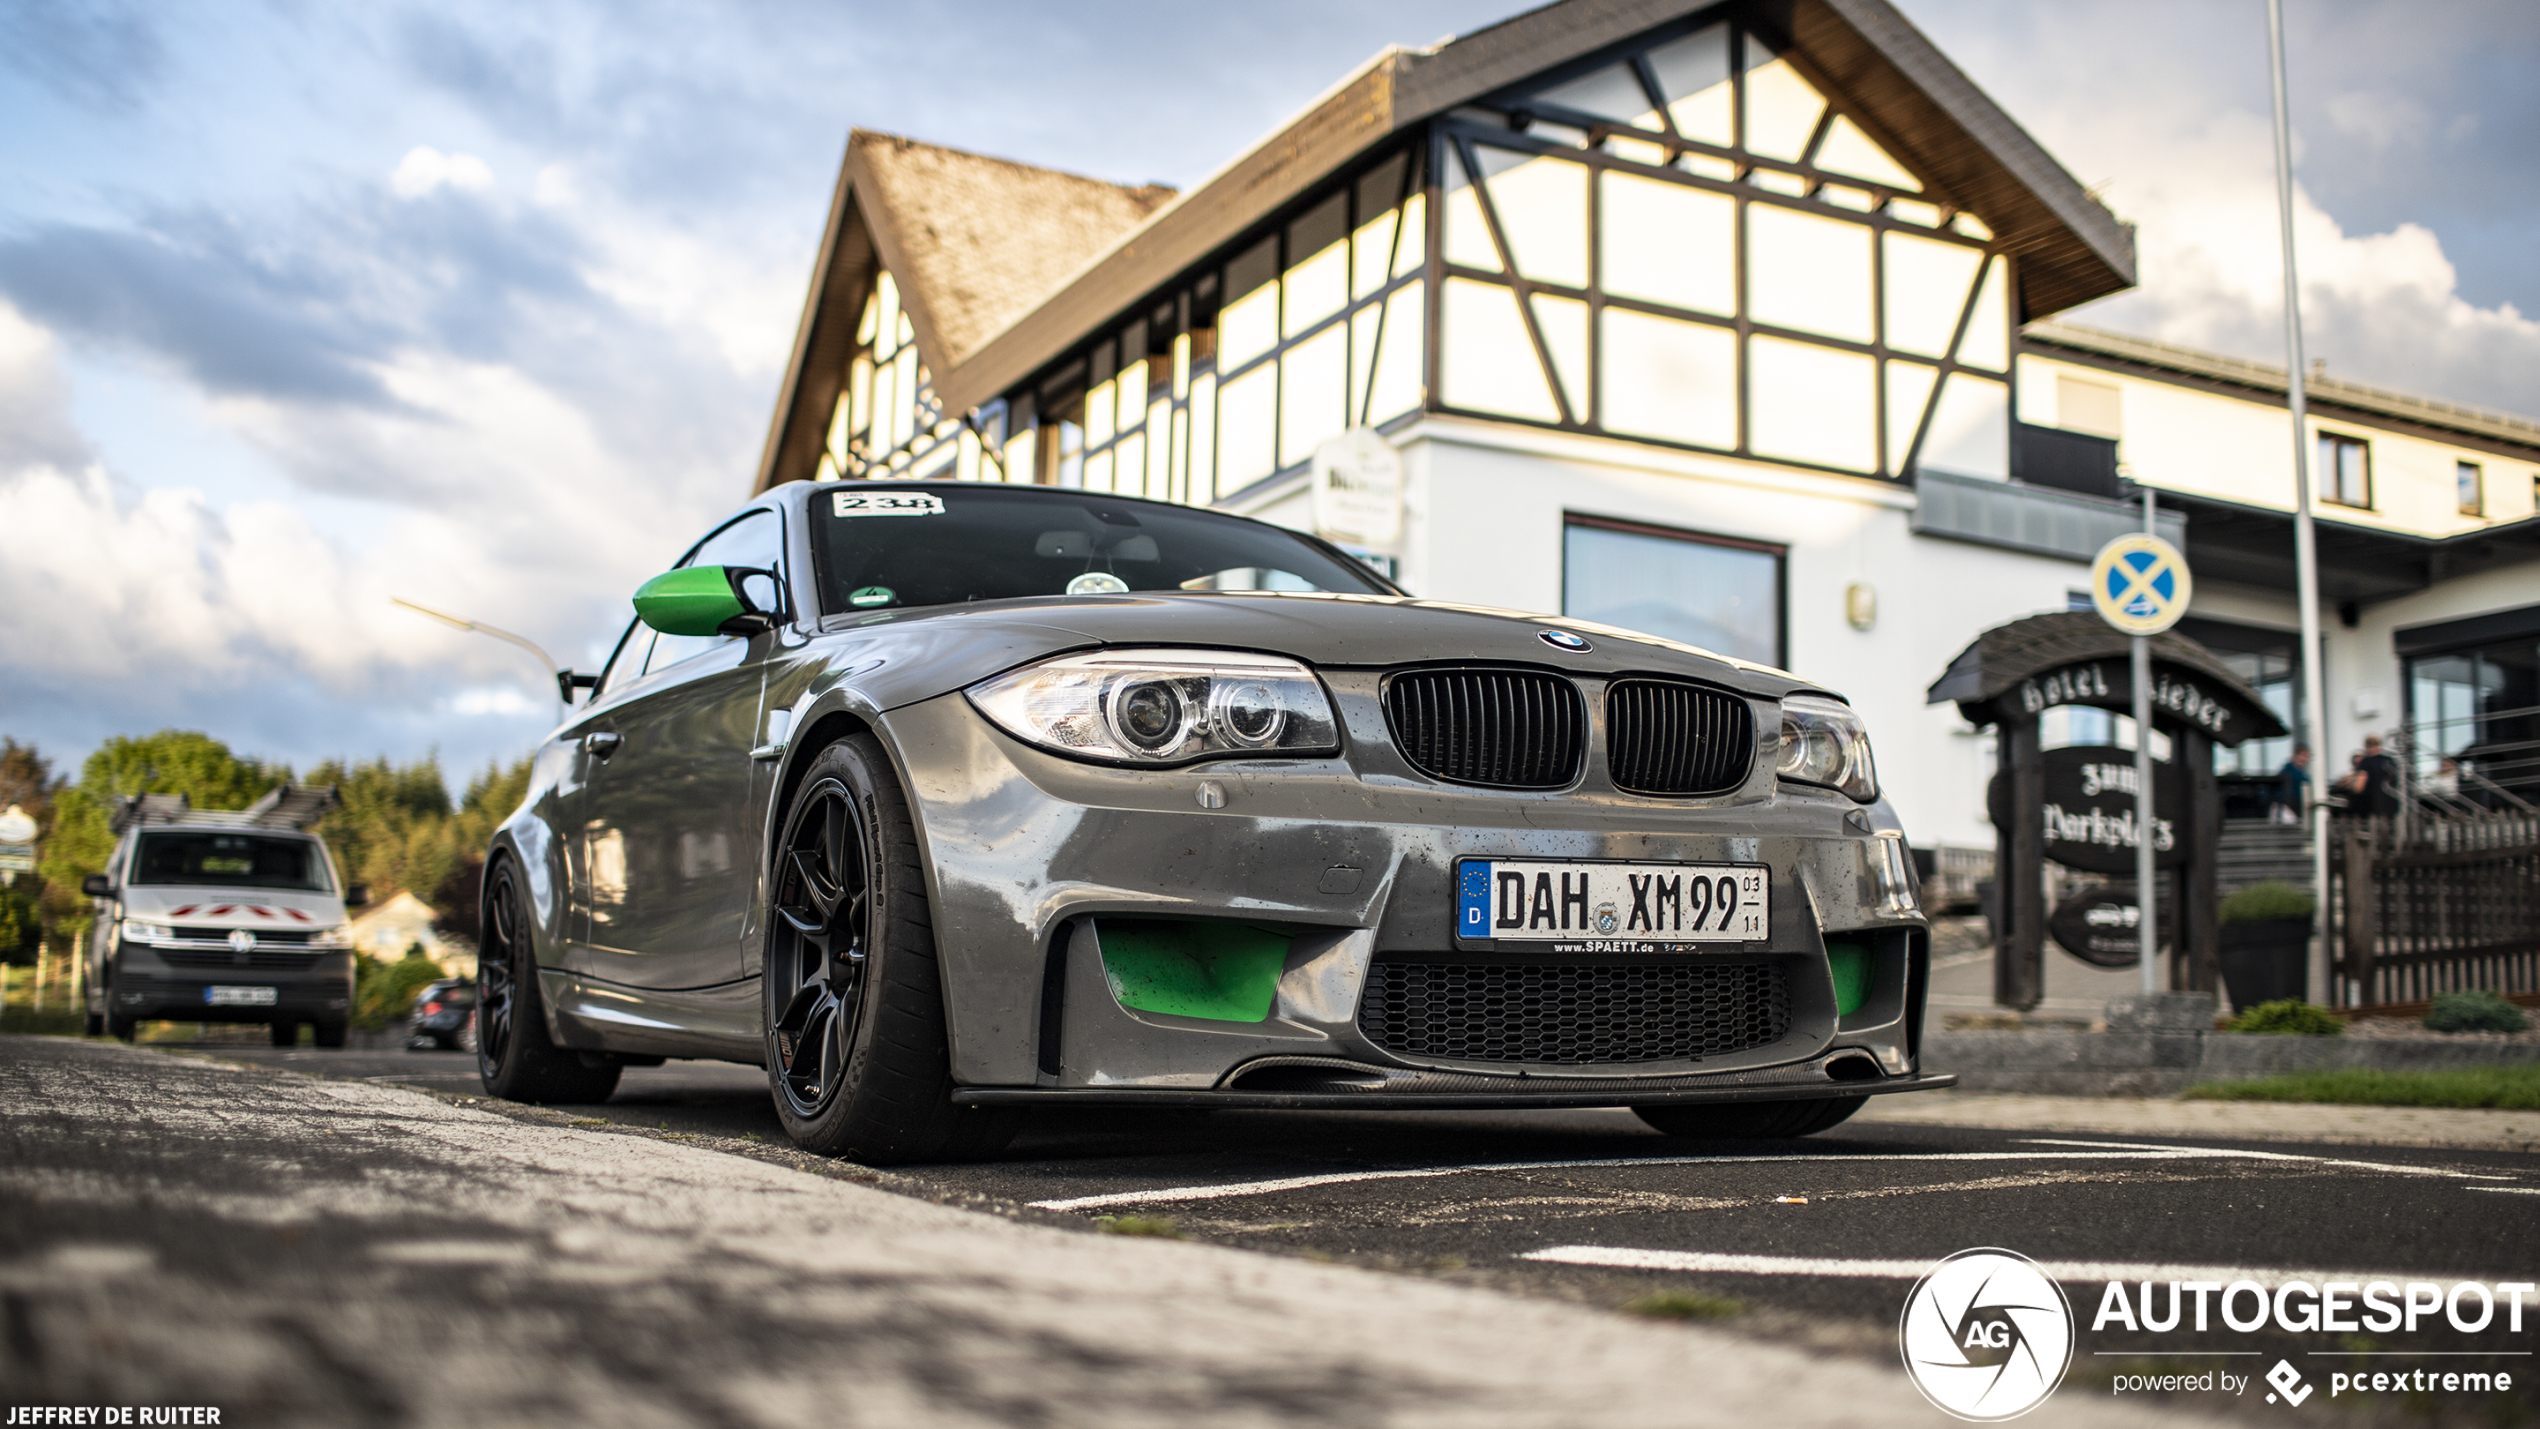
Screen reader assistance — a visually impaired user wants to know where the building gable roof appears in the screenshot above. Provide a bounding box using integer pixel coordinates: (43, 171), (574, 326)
(760, 0), (2138, 491)
(753, 134), (1173, 492)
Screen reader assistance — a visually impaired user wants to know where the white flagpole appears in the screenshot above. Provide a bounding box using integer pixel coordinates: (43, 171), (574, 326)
(2267, 0), (2332, 1006)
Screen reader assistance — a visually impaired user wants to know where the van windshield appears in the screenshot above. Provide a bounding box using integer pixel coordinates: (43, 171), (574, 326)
(132, 832), (333, 893)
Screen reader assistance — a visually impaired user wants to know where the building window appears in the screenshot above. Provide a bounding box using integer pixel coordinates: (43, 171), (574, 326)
(1001, 146), (1428, 504)
(818, 269), (999, 483)
(2318, 433), (2371, 508)
(1429, 15), (2009, 480)
(2055, 376), (2122, 439)
(2408, 643), (2537, 805)
(2458, 460), (2483, 516)
(1561, 515), (1784, 666)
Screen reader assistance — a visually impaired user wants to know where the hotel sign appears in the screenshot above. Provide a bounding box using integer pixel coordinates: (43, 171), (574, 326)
(2012, 660), (2263, 744)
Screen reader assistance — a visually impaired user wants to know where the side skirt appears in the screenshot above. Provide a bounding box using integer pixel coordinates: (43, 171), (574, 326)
(540, 968), (765, 1065)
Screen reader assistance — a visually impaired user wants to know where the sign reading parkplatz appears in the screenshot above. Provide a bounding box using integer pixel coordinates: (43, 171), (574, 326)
(2090, 533), (2192, 636)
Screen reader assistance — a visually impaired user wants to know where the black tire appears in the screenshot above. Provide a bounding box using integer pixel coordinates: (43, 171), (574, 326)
(476, 857), (622, 1104)
(1634, 1097), (1866, 1139)
(312, 1021), (347, 1049)
(270, 1021), (300, 1048)
(763, 733), (1013, 1164)
(84, 1013), (104, 1037)
(107, 1014), (138, 1042)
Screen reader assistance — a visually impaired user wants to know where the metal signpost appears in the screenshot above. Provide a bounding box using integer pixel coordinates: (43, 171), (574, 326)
(2089, 510), (2193, 992)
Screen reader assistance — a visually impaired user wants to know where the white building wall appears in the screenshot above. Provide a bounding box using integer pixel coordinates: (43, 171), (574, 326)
(1217, 395), (2537, 852)
(2018, 352), (2539, 539)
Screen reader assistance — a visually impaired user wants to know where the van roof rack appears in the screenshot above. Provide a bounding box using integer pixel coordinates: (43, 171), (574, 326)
(109, 784), (341, 834)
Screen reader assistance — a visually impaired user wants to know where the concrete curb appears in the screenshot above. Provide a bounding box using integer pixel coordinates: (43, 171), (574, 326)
(1856, 1089), (2540, 1152)
(1925, 1025), (2540, 1097)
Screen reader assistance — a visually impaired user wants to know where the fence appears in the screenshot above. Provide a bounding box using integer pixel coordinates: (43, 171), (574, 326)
(2330, 811), (2540, 1008)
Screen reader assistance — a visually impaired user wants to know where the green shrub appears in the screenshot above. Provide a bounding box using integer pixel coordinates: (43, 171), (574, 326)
(2185, 1065), (2540, 1109)
(2424, 990), (2530, 1034)
(354, 947), (447, 1031)
(2219, 882), (2315, 926)
(2226, 999), (2343, 1036)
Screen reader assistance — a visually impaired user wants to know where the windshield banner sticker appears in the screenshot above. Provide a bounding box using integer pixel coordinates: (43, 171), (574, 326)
(832, 490), (945, 517)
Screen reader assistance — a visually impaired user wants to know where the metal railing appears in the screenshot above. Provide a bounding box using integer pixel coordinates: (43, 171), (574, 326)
(2386, 702), (2540, 825)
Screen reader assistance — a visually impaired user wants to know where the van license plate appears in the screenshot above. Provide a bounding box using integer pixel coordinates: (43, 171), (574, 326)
(205, 985), (278, 1007)
(1456, 859), (1769, 948)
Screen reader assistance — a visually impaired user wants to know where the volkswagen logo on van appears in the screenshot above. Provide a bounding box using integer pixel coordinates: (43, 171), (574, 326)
(228, 928), (255, 958)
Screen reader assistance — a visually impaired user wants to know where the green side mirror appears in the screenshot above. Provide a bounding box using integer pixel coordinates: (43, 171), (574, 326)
(633, 565), (778, 637)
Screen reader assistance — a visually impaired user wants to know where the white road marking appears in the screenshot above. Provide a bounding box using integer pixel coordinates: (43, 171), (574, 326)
(2021, 1137), (2514, 1179)
(1521, 1246), (2516, 1288)
(1027, 1148), (2257, 1212)
(2467, 1186), (2540, 1195)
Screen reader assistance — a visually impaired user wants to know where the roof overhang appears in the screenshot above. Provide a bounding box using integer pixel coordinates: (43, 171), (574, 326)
(2159, 491), (2540, 607)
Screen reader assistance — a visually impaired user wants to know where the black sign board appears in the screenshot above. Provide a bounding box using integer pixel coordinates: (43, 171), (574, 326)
(2049, 882), (2177, 968)
(1989, 745), (2187, 874)
(1930, 612), (2285, 1011)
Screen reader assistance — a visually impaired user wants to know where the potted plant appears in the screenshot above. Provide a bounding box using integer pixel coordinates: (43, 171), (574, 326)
(2218, 882), (2314, 1013)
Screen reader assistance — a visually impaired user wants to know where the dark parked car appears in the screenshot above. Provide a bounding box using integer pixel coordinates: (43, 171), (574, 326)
(474, 481), (1947, 1161)
(405, 979), (477, 1051)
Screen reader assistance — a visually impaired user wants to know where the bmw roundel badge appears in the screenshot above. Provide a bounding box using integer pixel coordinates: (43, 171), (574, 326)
(1537, 629), (1592, 653)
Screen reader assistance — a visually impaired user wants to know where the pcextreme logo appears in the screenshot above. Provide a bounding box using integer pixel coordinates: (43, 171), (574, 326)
(1900, 1248), (2077, 1421)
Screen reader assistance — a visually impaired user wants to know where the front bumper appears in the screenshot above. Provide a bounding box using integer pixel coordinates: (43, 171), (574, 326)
(110, 941), (355, 1023)
(878, 686), (1936, 1103)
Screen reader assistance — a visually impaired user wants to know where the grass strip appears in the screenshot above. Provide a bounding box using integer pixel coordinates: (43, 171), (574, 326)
(2183, 1064), (2540, 1110)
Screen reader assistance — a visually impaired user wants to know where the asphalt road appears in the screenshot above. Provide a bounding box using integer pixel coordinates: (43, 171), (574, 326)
(183, 1040), (2540, 1422)
(10, 1034), (2236, 1429)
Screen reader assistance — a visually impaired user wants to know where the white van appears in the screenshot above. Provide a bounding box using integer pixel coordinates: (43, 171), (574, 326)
(82, 787), (363, 1045)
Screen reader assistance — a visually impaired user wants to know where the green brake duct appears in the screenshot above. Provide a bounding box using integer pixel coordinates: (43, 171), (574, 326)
(1825, 939), (1873, 1018)
(1097, 919), (1293, 1023)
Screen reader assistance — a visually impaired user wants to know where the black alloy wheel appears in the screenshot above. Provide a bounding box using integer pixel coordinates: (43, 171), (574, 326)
(1633, 1096), (1865, 1139)
(762, 734), (1014, 1164)
(768, 774), (871, 1120)
(475, 857), (620, 1104)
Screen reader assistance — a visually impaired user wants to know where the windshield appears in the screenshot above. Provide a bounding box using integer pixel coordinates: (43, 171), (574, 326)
(810, 486), (1392, 614)
(131, 832), (333, 893)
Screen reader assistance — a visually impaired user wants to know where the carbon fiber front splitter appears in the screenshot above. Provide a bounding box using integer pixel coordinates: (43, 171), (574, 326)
(951, 1068), (1955, 1111)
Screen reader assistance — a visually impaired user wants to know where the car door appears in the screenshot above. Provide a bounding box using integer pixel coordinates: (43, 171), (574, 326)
(572, 509), (786, 989)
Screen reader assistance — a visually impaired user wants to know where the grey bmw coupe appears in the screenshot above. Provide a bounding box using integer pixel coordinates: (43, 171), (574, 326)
(477, 479), (1948, 1161)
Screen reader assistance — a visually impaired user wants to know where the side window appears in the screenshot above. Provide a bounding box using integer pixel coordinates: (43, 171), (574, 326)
(592, 617), (652, 700)
(645, 510), (786, 675)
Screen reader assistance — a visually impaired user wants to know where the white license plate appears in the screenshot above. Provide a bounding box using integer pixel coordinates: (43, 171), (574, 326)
(1456, 859), (1769, 947)
(204, 985), (278, 1007)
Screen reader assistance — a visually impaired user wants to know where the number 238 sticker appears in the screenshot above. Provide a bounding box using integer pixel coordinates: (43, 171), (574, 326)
(832, 491), (945, 517)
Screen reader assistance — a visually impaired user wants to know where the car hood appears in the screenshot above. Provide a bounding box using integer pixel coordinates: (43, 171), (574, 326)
(811, 591), (1833, 712)
(118, 887), (347, 928)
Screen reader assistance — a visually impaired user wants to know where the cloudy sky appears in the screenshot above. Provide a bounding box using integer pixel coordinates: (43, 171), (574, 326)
(2, 0), (2533, 790)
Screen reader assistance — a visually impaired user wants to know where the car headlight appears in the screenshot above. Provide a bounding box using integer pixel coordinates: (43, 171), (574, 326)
(968, 649), (1341, 765)
(1777, 694), (1878, 802)
(309, 926), (353, 950)
(119, 919), (177, 944)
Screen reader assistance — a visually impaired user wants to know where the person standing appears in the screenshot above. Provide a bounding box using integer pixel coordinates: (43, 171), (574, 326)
(2272, 745), (2311, 824)
(2354, 735), (2399, 817)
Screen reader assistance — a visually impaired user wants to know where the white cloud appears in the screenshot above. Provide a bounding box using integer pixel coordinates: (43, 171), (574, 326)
(1906, 2), (2540, 419)
(390, 145), (495, 199)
